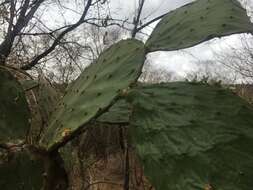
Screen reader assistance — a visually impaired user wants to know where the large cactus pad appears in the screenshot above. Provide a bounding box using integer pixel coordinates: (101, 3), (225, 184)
(0, 148), (43, 190)
(20, 79), (39, 91)
(97, 99), (130, 125)
(41, 39), (145, 150)
(36, 75), (60, 126)
(146, 0), (253, 52)
(126, 82), (253, 190)
(0, 67), (31, 144)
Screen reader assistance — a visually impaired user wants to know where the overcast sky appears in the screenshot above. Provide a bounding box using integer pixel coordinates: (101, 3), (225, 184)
(44, 0), (252, 80)
(108, 0), (253, 79)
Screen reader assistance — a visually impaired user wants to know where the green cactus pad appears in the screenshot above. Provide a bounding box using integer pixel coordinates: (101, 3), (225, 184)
(24, 76), (59, 144)
(97, 99), (130, 124)
(41, 39), (145, 151)
(59, 142), (75, 172)
(0, 149), (43, 190)
(126, 82), (253, 190)
(36, 75), (60, 126)
(20, 80), (39, 91)
(0, 67), (31, 144)
(146, 0), (253, 52)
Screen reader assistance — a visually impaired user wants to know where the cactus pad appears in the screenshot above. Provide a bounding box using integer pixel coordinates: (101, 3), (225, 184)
(41, 39), (145, 150)
(0, 67), (31, 144)
(146, 0), (253, 52)
(36, 75), (60, 126)
(97, 99), (130, 124)
(126, 82), (253, 190)
(0, 148), (43, 190)
(20, 80), (39, 91)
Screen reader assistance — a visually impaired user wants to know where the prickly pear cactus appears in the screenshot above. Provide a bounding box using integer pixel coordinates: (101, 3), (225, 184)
(36, 75), (60, 126)
(59, 141), (84, 189)
(97, 99), (130, 124)
(0, 148), (44, 190)
(145, 0), (253, 52)
(41, 39), (145, 151)
(20, 79), (39, 91)
(21, 77), (60, 144)
(126, 82), (253, 190)
(0, 67), (31, 144)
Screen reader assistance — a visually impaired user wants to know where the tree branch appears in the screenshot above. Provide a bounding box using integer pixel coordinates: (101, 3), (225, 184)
(131, 0), (145, 38)
(0, 0), (46, 65)
(21, 0), (93, 70)
(135, 13), (167, 33)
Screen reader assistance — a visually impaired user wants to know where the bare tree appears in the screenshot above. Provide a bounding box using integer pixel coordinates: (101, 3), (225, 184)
(0, 0), (46, 64)
(0, 0), (124, 69)
(185, 60), (239, 84)
(0, 0), (168, 86)
(213, 35), (253, 82)
(139, 59), (175, 83)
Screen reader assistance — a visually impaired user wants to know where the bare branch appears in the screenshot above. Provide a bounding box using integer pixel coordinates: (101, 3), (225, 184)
(21, 0), (93, 70)
(131, 0), (145, 38)
(135, 13), (167, 33)
(0, 0), (46, 65)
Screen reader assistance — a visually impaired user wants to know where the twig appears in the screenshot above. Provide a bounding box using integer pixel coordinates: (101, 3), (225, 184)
(132, 0), (145, 38)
